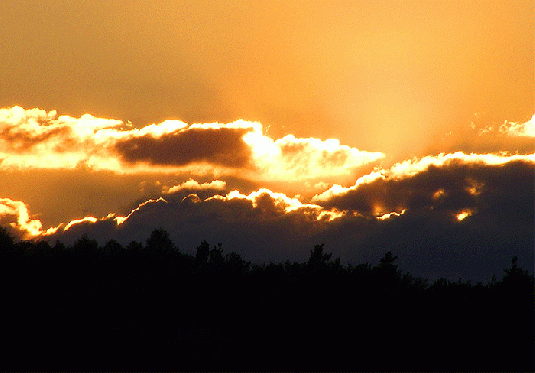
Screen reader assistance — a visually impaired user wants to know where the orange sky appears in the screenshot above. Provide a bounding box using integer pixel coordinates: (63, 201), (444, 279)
(1, 0), (533, 159)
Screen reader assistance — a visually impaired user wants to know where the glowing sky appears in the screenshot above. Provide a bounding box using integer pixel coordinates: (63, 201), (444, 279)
(1, 0), (533, 281)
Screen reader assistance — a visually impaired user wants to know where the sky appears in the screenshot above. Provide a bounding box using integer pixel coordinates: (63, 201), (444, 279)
(1, 0), (534, 282)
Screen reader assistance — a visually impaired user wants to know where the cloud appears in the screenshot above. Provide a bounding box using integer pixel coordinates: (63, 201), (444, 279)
(313, 152), (535, 221)
(243, 130), (384, 180)
(430, 114), (535, 156)
(37, 160), (533, 283)
(206, 188), (342, 221)
(114, 126), (253, 168)
(2, 107), (532, 283)
(0, 198), (47, 239)
(0, 106), (125, 170)
(165, 179), (227, 194)
(499, 114), (535, 137)
(0, 106), (383, 182)
(2, 147), (523, 284)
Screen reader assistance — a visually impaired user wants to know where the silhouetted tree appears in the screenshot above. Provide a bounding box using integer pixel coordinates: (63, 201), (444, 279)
(209, 243), (224, 267)
(0, 225), (533, 371)
(225, 251), (250, 275)
(306, 243), (334, 277)
(195, 240), (210, 268)
(103, 239), (123, 257)
(72, 234), (99, 255)
(308, 243), (332, 266)
(378, 251), (398, 273)
(501, 255), (533, 288)
(145, 228), (175, 256)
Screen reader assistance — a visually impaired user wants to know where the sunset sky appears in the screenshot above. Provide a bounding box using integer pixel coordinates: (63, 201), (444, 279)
(1, 0), (533, 281)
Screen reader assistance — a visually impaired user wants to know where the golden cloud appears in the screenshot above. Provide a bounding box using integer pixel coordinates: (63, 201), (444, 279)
(0, 107), (383, 181)
(165, 179), (227, 194)
(207, 188), (343, 221)
(8, 185), (345, 242)
(0, 197), (46, 239)
(314, 152), (535, 202)
(499, 114), (535, 137)
(243, 129), (384, 180)
(313, 152), (535, 221)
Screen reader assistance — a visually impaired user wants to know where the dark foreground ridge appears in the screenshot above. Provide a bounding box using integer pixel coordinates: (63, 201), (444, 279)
(1, 227), (533, 370)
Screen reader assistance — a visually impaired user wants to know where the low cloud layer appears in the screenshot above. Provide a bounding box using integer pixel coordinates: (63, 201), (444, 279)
(314, 152), (535, 219)
(2, 150), (530, 283)
(500, 114), (535, 137)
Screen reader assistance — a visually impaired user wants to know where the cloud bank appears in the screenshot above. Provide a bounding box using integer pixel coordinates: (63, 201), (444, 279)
(0, 106), (383, 181)
(1, 106), (533, 282)
(2, 152), (529, 283)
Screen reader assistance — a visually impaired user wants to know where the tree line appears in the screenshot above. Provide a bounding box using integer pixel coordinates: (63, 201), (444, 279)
(1, 227), (533, 370)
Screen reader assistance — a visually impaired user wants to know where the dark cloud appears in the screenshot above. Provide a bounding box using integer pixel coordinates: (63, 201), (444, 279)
(41, 159), (534, 283)
(317, 159), (535, 221)
(115, 127), (252, 168)
(43, 191), (329, 263)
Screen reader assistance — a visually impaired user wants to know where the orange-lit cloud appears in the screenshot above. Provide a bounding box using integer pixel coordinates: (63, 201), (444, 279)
(243, 129), (384, 180)
(0, 106), (124, 170)
(33, 156), (533, 283)
(313, 152), (535, 219)
(207, 188), (343, 221)
(24, 186), (342, 242)
(0, 106), (383, 181)
(500, 114), (535, 137)
(430, 114), (535, 156)
(165, 179), (227, 194)
(6, 151), (532, 243)
(455, 209), (474, 221)
(64, 216), (98, 231)
(0, 198), (45, 239)
(114, 124), (253, 168)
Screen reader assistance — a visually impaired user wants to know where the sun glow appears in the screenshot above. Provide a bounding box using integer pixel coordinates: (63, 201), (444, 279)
(242, 121), (384, 180)
(456, 209), (474, 221)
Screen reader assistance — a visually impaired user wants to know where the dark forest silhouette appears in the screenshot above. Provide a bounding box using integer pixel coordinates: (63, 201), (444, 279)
(1, 227), (533, 370)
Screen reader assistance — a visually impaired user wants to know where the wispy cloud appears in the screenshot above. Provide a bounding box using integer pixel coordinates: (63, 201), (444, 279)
(499, 114), (535, 137)
(165, 179), (227, 194)
(430, 114), (535, 156)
